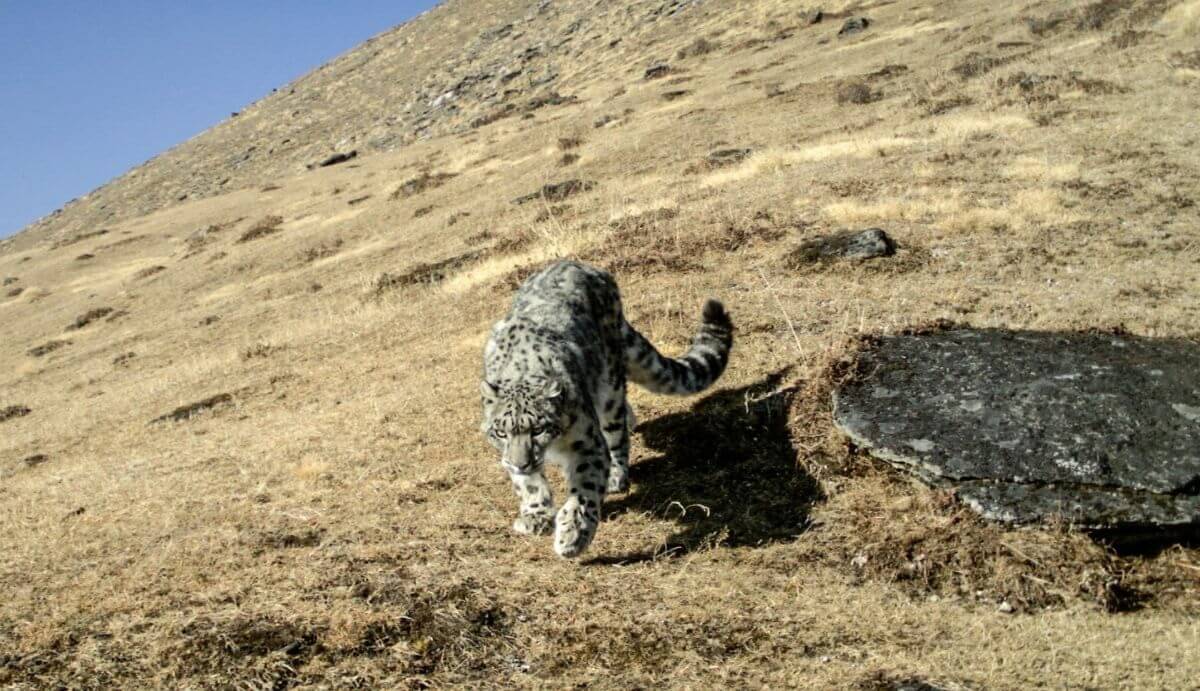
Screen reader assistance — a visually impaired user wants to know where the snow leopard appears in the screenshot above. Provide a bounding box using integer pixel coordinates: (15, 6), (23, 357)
(481, 260), (733, 558)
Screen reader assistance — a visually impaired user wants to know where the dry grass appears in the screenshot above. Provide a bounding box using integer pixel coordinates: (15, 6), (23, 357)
(2, 0), (1199, 687)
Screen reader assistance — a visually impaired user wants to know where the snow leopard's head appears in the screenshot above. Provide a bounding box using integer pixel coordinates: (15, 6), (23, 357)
(480, 378), (565, 473)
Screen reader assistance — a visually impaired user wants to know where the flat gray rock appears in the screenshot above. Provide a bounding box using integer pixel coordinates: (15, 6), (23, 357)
(833, 328), (1200, 528)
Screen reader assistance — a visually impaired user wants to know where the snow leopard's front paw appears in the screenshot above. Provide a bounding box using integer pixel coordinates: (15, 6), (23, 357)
(606, 471), (629, 494)
(553, 498), (597, 558)
(512, 512), (553, 536)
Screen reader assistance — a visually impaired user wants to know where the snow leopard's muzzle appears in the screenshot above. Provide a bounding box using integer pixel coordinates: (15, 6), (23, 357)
(500, 434), (542, 474)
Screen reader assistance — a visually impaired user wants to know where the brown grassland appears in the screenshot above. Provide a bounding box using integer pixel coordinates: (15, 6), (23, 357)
(2, 0), (1200, 687)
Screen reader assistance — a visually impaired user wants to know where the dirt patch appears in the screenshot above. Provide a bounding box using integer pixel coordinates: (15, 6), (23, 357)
(28, 340), (70, 357)
(390, 171), (457, 200)
(112, 352), (136, 366)
(371, 250), (487, 295)
(0, 405), (31, 423)
(150, 393), (235, 424)
(413, 205), (435, 218)
(65, 307), (115, 331)
(236, 215), (284, 243)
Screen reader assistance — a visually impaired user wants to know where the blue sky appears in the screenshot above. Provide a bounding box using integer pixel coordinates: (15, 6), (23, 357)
(0, 1), (439, 238)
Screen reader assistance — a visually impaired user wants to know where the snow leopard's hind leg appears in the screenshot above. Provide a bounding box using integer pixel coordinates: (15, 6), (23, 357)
(598, 292), (631, 494)
(508, 469), (554, 536)
(599, 384), (631, 494)
(554, 417), (609, 557)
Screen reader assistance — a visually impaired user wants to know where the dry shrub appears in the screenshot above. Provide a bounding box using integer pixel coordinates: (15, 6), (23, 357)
(1024, 13), (1068, 35)
(150, 392), (235, 423)
(920, 95), (973, 116)
(512, 179), (595, 205)
(837, 81), (879, 105)
(153, 578), (510, 687)
(27, 340), (70, 357)
(240, 342), (280, 361)
(0, 404), (31, 422)
(184, 219), (241, 256)
(370, 250), (487, 296)
(498, 262), (543, 292)
(582, 207), (697, 274)
(798, 472), (1144, 612)
(65, 307), (115, 331)
(133, 265), (167, 279)
(556, 136), (583, 150)
(1075, 0), (1128, 30)
(389, 171), (457, 200)
(50, 228), (109, 249)
(952, 52), (1021, 80)
(299, 239), (344, 263)
(237, 215), (284, 243)
(677, 37), (718, 59)
(684, 148), (752, 174)
(1170, 50), (1200, 70)
(788, 330), (1200, 614)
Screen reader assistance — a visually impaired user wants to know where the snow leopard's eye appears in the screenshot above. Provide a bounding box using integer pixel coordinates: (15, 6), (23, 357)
(493, 429), (508, 439)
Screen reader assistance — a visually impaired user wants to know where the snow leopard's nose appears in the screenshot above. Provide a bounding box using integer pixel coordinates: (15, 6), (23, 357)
(503, 435), (536, 471)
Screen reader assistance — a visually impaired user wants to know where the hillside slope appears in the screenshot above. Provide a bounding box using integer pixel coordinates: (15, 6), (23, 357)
(3, 0), (1200, 687)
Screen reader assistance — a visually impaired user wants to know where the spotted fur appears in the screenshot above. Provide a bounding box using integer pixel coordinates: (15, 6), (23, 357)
(481, 260), (733, 557)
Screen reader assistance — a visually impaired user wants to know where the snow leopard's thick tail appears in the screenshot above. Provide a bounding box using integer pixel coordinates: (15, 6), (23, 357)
(623, 299), (733, 395)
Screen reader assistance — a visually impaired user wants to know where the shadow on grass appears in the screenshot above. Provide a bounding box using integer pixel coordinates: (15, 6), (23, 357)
(587, 369), (822, 565)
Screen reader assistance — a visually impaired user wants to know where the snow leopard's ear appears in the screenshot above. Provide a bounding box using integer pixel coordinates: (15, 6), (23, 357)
(542, 379), (562, 399)
(481, 380), (501, 399)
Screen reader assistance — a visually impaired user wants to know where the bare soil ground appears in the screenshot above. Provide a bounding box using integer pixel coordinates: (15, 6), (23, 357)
(2, 0), (1200, 688)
